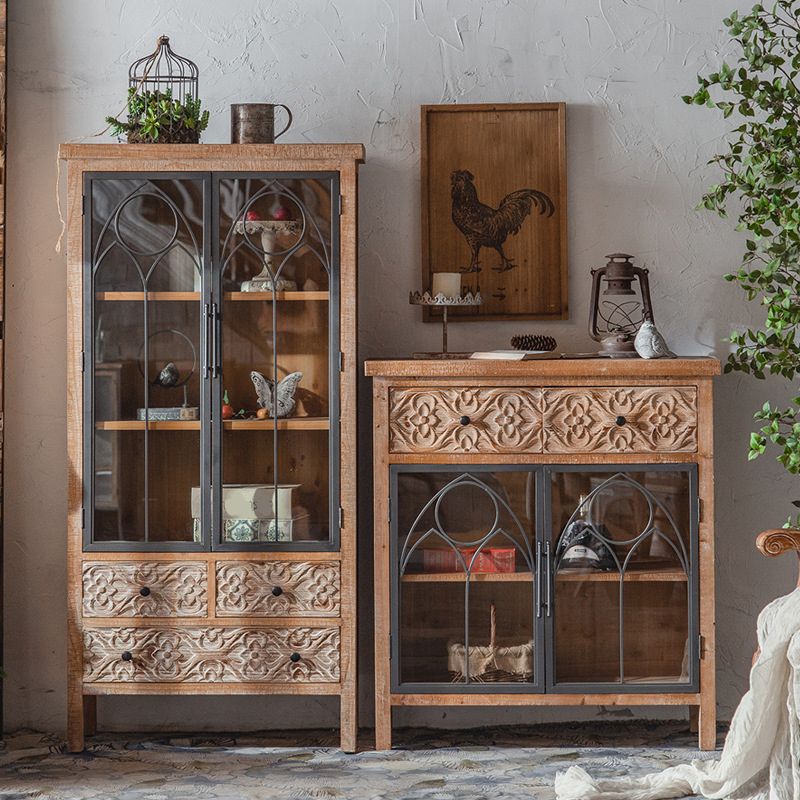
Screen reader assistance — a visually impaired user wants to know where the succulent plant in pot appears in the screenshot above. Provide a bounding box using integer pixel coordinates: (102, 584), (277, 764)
(684, 1), (800, 526)
(106, 87), (210, 144)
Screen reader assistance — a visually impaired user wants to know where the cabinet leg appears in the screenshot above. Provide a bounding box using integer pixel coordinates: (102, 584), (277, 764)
(375, 697), (392, 751)
(67, 686), (85, 753)
(688, 705), (699, 734)
(83, 695), (97, 737)
(698, 697), (717, 750)
(340, 688), (357, 753)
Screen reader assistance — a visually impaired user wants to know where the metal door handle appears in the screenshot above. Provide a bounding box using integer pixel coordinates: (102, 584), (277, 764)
(535, 541), (543, 618)
(204, 303), (212, 378)
(211, 302), (220, 378)
(545, 540), (552, 617)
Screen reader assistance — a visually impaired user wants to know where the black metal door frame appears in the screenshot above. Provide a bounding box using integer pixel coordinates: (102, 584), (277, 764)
(82, 170), (341, 553)
(388, 462), (699, 695)
(210, 171), (340, 553)
(389, 463), (547, 695)
(83, 171), (210, 552)
(543, 462), (700, 694)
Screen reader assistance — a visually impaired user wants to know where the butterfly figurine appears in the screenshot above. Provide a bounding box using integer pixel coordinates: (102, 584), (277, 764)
(250, 371), (303, 418)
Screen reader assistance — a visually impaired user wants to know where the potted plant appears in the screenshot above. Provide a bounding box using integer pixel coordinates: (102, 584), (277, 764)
(106, 87), (210, 144)
(684, 1), (800, 526)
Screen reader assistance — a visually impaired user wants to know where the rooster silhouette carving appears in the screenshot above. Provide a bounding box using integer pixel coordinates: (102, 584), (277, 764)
(450, 169), (555, 273)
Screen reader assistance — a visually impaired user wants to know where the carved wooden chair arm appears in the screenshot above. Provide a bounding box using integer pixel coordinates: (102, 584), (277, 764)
(756, 529), (800, 558)
(757, 529), (800, 589)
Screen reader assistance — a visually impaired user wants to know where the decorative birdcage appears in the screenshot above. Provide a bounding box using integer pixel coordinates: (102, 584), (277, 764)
(130, 35), (199, 106)
(106, 35), (208, 144)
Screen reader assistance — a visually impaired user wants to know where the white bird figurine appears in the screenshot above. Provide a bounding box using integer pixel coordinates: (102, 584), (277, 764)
(634, 320), (676, 359)
(250, 371), (303, 418)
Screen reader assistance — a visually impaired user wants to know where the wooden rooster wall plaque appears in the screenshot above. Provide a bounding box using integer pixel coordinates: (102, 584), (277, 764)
(421, 103), (567, 321)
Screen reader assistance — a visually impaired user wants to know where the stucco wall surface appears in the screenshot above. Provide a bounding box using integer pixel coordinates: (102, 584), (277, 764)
(4, 0), (797, 734)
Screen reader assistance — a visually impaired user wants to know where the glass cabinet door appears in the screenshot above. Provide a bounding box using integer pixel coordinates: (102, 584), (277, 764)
(391, 467), (543, 692)
(85, 175), (208, 549)
(547, 466), (698, 691)
(214, 174), (338, 550)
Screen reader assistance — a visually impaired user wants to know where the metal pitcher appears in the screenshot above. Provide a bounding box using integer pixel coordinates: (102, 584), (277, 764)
(230, 103), (293, 144)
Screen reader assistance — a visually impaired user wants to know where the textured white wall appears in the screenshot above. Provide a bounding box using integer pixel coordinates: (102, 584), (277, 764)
(4, 0), (798, 735)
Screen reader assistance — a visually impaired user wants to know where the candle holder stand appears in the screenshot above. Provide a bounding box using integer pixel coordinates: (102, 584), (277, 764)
(409, 290), (483, 359)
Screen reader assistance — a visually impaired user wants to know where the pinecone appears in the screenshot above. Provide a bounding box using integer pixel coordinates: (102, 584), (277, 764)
(510, 333), (557, 352)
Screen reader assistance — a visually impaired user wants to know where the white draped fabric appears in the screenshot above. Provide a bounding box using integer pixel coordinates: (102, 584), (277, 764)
(555, 588), (800, 800)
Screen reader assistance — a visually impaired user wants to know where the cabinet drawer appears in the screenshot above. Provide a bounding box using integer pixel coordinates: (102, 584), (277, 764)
(83, 626), (340, 683)
(542, 387), (698, 453)
(389, 387), (543, 453)
(216, 561), (341, 617)
(82, 562), (207, 618)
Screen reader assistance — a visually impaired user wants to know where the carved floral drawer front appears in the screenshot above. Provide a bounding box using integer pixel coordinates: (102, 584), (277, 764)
(216, 561), (341, 617)
(83, 626), (340, 683)
(389, 387), (543, 454)
(542, 386), (698, 453)
(82, 562), (208, 618)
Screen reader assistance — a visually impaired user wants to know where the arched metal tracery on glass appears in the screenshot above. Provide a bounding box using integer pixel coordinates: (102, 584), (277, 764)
(89, 177), (205, 545)
(215, 174), (338, 547)
(552, 471), (691, 685)
(398, 471), (537, 685)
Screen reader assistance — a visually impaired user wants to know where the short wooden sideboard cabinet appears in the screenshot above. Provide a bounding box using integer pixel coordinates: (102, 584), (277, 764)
(366, 357), (719, 750)
(61, 144), (363, 752)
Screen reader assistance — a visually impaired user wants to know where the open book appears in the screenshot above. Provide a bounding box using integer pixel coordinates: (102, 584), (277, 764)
(469, 350), (555, 360)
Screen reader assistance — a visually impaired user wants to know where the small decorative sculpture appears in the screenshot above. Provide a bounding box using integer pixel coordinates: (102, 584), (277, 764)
(250, 371), (303, 418)
(634, 319), (676, 359)
(234, 217), (302, 292)
(156, 362), (180, 387)
(136, 329), (199, 421)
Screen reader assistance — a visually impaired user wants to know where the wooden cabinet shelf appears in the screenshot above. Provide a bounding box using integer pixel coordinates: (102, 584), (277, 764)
(223, 417), (329, 430)
(224, 291), (329, 302)
(95, 417), (330, 431)
(96, 292), (200, 301)
(401, 572), (534, 583)
(555, 569), (688, 583)
(400, 569), (687, 583)
(95, 291), (330, 302)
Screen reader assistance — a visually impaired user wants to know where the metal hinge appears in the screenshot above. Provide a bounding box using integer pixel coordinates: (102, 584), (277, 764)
(0, 319), (4, 340)
(80, 351), (85, 372)
(339, 506), (344, 529)
(338, 195), (344, 216)
(81, 508), (86, 529)
(388, 497), (392, 523)
(697, 497), (703, 523)
(338, 351), (344, 372)
(388, 634), (392, 660)
(698, 634), (705, 659)
(82, 195), (87, 216)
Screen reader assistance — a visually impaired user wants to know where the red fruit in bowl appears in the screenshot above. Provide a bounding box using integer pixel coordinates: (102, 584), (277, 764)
(245, 209), (260, 222)
(272, 206), (290, 221)
(222, 390), (234, 420)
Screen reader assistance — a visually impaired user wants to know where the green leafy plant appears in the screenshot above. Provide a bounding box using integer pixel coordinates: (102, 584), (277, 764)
(105, 87), (209, 144)
(684, 1), (800, 525)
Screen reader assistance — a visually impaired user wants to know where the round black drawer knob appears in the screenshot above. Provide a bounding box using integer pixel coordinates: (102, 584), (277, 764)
(121, 651), (133, 662)
(139, 587), (151, 597)
(289, 652), (301, 663)
(459, 415), (471, 426)
(271, 586), (283, 597)
(615, 415), (627, 427)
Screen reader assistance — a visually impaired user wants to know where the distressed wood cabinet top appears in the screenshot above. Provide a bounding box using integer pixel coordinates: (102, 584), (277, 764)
(59, 143), (365, 164)
(365, 356), (720, 379)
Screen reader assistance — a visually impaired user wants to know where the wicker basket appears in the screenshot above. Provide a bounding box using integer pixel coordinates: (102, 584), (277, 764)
(448, 604), (534, 683)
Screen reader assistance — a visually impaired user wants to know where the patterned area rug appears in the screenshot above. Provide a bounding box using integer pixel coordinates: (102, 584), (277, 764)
(0, 721), (720, 799)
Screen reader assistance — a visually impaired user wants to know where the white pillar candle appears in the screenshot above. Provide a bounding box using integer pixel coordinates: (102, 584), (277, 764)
(431, 272), (461, 298)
